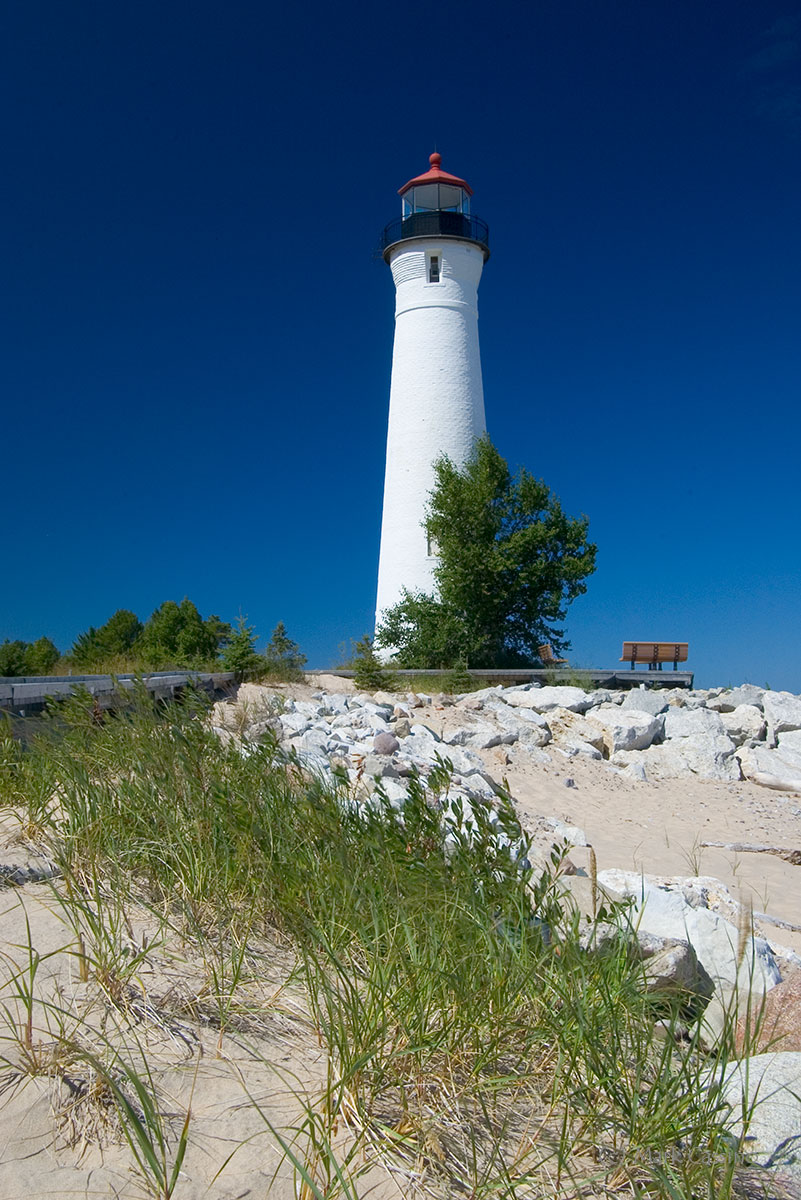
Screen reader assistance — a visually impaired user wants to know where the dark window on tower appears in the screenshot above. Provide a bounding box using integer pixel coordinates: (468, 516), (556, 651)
(428, 255), (440, 283)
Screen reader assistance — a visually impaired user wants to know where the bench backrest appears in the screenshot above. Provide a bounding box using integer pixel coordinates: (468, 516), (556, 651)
(538, 644), (565, 664)
(621, 642), (688, 663)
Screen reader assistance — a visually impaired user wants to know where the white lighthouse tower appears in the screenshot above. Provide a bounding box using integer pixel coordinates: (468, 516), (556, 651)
(375, 152), (490, 637)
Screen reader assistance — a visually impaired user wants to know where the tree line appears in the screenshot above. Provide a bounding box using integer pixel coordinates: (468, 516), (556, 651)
(0, 600), (306, 682)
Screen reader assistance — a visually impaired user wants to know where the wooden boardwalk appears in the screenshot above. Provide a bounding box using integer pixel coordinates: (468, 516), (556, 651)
(0, 671), (236, 715)
(314, 668), (694, 689)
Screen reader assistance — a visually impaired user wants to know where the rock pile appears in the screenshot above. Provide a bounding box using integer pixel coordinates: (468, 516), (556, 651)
(216, 678), (801, 789)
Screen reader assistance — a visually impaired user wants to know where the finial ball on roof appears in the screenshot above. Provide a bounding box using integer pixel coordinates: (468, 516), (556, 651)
(429, 151), (442, 168)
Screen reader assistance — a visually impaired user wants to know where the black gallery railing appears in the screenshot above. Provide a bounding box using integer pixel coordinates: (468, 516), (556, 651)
(380, 212), (490, 256)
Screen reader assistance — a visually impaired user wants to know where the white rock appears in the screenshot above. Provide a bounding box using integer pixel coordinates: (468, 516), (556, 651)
(597, 869), (780, 994)
(331, 708), (389, 734)
(504, 686), (593, 714)
(561, 738), (603, 760)
(583, 689), (621, 708)
(485, 701), (552, 746)
(586, 706), (664, 753)
(410, 722), (441, 741)
(544, 818), (588, 847)
(444, 745), (488, 776)
(279, 712), (311, 738)
(613, 734), (740, 781)
(547, 709), (606, 751)
(298, 729), (330, 756)
(738, 743), (801, 792)
(458, 686), (503, 703)
(720, 704), (767, 746)
(663, 706), (726, 740)
(763, 690), (801, 740)
(377, 778), (409, 807)
(468, 728), (518, 750)
(706, 684), (765, 712)
(294, 700), (326, 719)
(454, 774), (497, 802)
(716, 1052), (801, 1178)
(620, 688), (669, 716)
(320, 693), (350, 716)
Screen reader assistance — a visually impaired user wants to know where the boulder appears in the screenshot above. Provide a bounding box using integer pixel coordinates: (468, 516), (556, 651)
(298, 728), (330, 757)
(585, 706), (664, 754)
(663, 706), (726, 740)
(445, 745), (490, 776)
(376, 777), (409, 808)
(636, 932), (714, 1002)
(763, 691), (801, 740)
(700, 966), (801, 1056)
(331, 708), (389, 734)
(720, 704), (767, 746)
(706, 684), (766, 712)
(621, 688), (670, 716)
(442, 719), (502, 748)
(546, 709), (606, 752)
(613, 733), (740, 781)
(279, 712), (311, 738)
(360, 754), (399, 779)
(373, 731), (400, 755)
(504, 685), (593, 714)
(739, 965), (801, 1054)
(559, 738), (603, 760)
(410, 723), (441, 741)
(294, 700), (327, 719)
(738, 744), (801, 792)
(596, 869), (781, 995)
(716, 1052), (801, 1180)
(583, 689), (622, 708)
(485, 701), (552, 746)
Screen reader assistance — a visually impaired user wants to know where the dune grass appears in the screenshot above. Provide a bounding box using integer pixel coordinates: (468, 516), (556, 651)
(0, 688), (770, 1197)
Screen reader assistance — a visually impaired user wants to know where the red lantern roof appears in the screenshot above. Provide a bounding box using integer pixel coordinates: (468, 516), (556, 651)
(398, 152), (474, 198)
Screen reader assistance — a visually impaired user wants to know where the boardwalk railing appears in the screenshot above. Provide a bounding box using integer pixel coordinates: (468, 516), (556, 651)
(0, 671), (236, 714)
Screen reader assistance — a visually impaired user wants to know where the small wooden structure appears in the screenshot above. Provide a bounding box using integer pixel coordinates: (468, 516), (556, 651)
(538, 644), (568, 667)
(620, 642), (689, 672)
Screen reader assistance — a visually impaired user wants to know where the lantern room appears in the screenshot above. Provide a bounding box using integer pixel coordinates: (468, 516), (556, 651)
(399, 152), (472, 218)
(379, 151), (489, 262)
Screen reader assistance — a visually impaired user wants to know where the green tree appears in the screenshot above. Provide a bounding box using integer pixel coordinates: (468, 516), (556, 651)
(24, 637), (60, 675)
(221, 614), (264, 681)
(263, 622), (306, 681)
(72, 609), (143, 668)
(0, 640), (29, 677)
(376, 436), (596, 668)
(136, 599), (231, 668)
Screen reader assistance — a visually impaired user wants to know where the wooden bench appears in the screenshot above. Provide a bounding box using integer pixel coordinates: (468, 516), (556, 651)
(538, 643), (568, 667)
(620, 642), (688, 671)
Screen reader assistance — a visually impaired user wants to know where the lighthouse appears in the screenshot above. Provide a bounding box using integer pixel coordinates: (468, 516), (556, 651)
(375, 152), (490, 639)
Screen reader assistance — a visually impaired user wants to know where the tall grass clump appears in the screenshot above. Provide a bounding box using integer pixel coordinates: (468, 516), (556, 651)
(0, 688), (761, 1197)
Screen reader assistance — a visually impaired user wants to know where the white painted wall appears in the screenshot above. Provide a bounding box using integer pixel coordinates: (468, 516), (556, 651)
(375, 237), (486, 643)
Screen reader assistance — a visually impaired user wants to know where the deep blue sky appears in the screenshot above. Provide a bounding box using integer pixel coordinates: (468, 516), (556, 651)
(2, 0), (800, 688)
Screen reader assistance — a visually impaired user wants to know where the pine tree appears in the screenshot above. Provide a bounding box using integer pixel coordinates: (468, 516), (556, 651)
(263, 622), (306, 681)
(221, 614), (264, 681)
(352, 635), (394, 692)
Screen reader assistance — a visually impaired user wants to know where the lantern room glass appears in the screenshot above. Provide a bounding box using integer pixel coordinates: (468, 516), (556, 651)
(402, 183), (470, 218)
